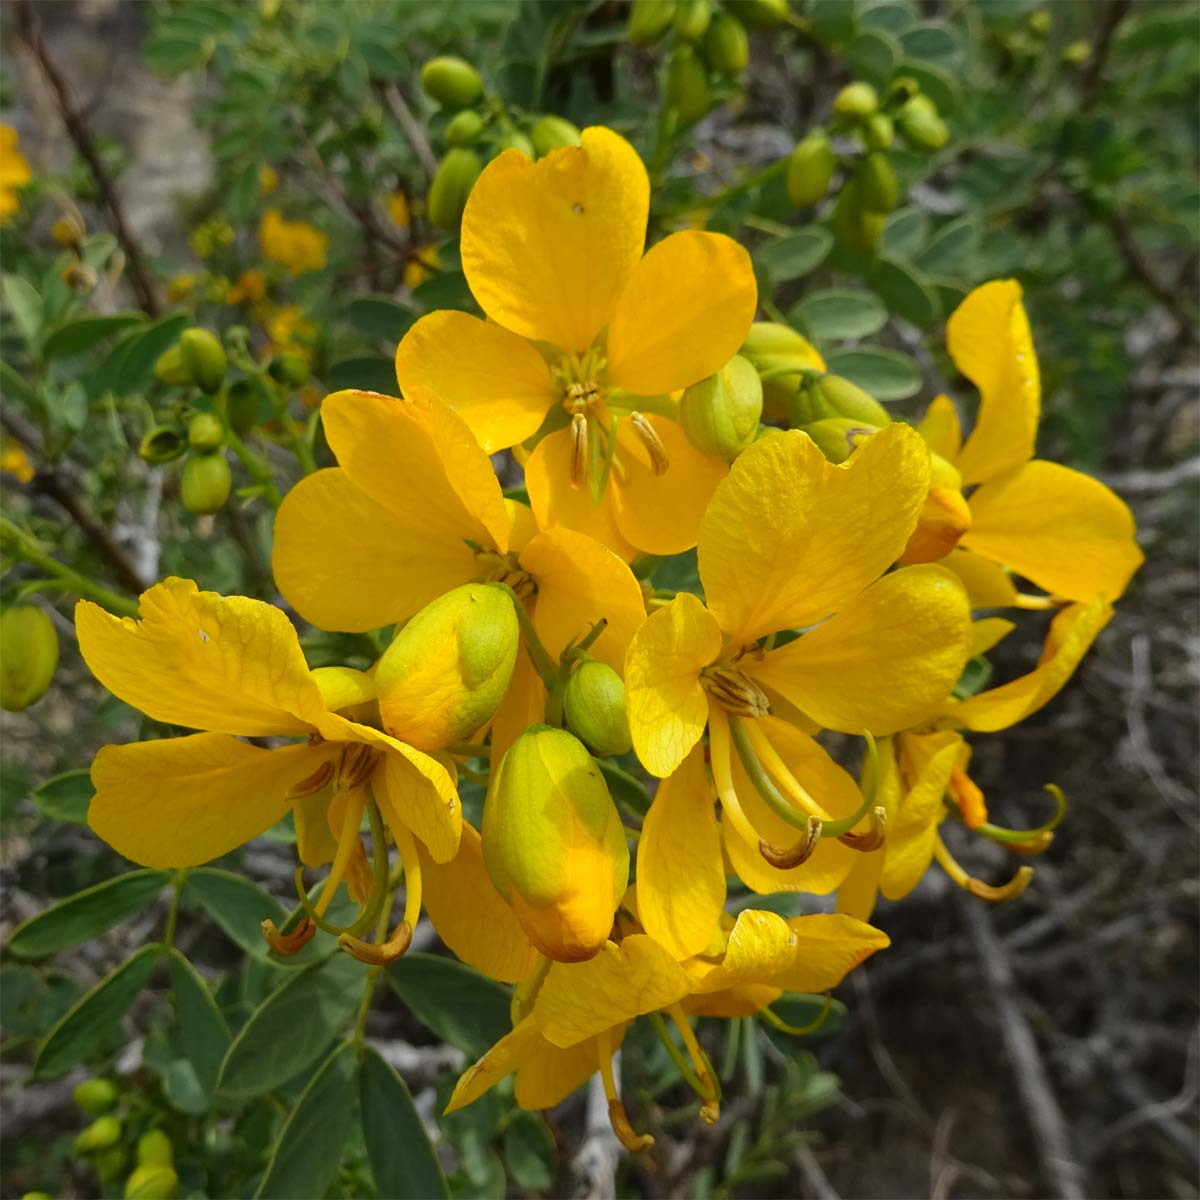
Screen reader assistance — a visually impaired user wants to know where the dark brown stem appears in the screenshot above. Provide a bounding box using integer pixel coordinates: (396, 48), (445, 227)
(1107, 210), (1195, 336)
(15, 0), (161, 315)
(1080, 0), (1132, 110)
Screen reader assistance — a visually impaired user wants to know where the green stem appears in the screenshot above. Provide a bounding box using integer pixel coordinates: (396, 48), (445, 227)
(223, 428), (282, 508)
(161, 868), (189, 951)
(268, 379), (318, 475)
(501, 585), (559, 691)
(648, 1011), (718, 1102)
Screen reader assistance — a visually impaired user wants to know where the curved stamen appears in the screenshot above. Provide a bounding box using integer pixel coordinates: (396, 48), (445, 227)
(736, 715), (833, 822)
(974, 783), (1067, 847)
(261, 915), (316, 957)
(630, 412), (669, 475)
(569, 412), (588, 488)
(761, 993), (834, 1036)
(340, 820), (423, 965)
(934, 833), (1033, 902)
(598, 1026), (653, 1152)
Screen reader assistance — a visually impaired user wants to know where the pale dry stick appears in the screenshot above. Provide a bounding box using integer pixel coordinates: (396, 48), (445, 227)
(929, 1107), (961, 1200)
(962, 902), (1088, 1200)
(796, 1142), (841, 1200)
(572, 1071), (621, 1200)
(380, 83), (440, 181)
(1104, 457), (1200, 495)
(1003, 867), (1120, 952)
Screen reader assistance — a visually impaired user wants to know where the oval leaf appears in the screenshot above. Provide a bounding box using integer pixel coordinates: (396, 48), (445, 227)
(792, 290), (888, 343)
(386, 954), (511, 1060)
(754, 228), (834, 286)
(870, 257), (941, 327)
(43, 314), (145, 360)
(167, 949), (231, 1095)
(31, 768), (94, 823)
(823, 347), (922, 401)
(186, 868), (311, 964)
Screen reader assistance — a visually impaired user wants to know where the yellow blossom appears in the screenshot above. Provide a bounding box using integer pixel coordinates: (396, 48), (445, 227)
(259, 208), (328, 275)
(226, 267), (268, 305)
(1, 441), (35, 484)
(386, 190), (411, 229)
(166, 274), (196, 302)
(404, 242), (440, 289)
(0, 124), (32, 223)
(259, 164), (279, 196)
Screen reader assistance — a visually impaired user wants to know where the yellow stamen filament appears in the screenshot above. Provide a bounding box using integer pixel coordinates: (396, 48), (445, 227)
(315, 789), (367, 918)
(667, 1004), (720, 1123)
(630, 412), (669, 475)
(598, 1027), (653, 1152)
(741, 718), (833, 822)
(934, 833), (1034, 902)
(260, 916), (315, 957)
(1013, 592), (1066, 610)
(1005, 831), (1055, 857)
(570, 412), (588, 488)
(339, 821), (423, 965)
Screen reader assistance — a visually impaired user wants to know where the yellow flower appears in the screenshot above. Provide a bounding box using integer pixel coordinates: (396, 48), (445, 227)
(386, 190), (410, 230)
(905, 280), (1142, 605)
(0, 124), (32, 224)
(393, 127), (758, 560)
(166, 274), (196, 302)
(259, 208), (328, 275)
(403, 242), (440, 289)
(1, 440), (35, 484)
(226, 267), (268, 305)
(259, 164), (279, 196)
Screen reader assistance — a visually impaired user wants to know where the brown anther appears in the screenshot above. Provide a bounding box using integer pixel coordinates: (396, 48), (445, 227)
(1007, 831), (1055, 857)
(701, 663), (771, 717)
(607, 1100), (654, 1152)
(966, 865), (1034, 902)
(699, 1098), (720, 1125)
(261, 917), (316, 956)
(569, 412), (588, 488)
(630, 412), (669, 475)
(759, 816), (821, 869)
(838, 806), (888, 853)
(338, 743), (378, 791)
(286, 760), (335, 800)
(338, 920), (414, 965)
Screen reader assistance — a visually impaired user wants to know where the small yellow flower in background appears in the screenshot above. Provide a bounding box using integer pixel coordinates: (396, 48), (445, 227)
(394, 127), (758, 560)
(264, 303), (317, 359)
(166, 273), (196, 302)
(386, 190), (411, 229)
(259, 163), (278, 196)
(1, 440), (35, 484)
(403, 242), (440, 289)
(225, 267), (268, 305)
(259, 208), (328, 275)
(0, 124), (32, 223)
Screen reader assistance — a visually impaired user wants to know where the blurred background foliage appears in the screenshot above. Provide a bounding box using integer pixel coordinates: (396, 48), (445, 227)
(1, 1), (1196, 1198)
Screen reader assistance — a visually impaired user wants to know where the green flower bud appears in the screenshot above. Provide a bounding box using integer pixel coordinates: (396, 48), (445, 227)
(863, 111), (894, 150)
(802, 373), (891, 427)
(628, 0), (677, 45)
(724, 0), (789, 28)
(833, 81), (878, 120)
(0, 607), (59, 713)
(221, 378), (264, 435)
(21, 1192), (54, 1199)
(666, 46), (711, 122)
(420, 56), (483, 110)
(563, 659), (632, 757)
(96, 1148), (128, 1184)
(267, 354), (310, 388)
(483, 726), (628, 962)
(498, 128), (535, 157)
(427, 148), (483, 229)
(798, 417), (876, 463)
(887, 75), (921, 104)
(896, 94), (948, 150)
(180, 451), (232, 515)
(376, 583), (518, 752)
(152, 345), (190, 387)
(178, 328), (227, 395)
(1027, 9), (1050, 35)
(136, 1130), (173, 1168)
(74, 1115), (122, 1155)
(530, 115), (581, 157)
(187, 411), (224, 452)
(1062, 39), (1090, 66)
(739, 321), (826, 420)
(856, 151), (899, 214)
(73, 1078), (119, 1115)
(703, 10), (749, 76)
(786, 132), (835, 207)
(138, 426), (187, 465)
(445, 109), (485, 147)
(674, 0), (712, 41)
(832, 179), (884, 253)
(124, 1165), (179, 1200)
(680, 354), (763, 462)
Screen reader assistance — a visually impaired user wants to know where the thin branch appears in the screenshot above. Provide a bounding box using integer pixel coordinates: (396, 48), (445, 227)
(1107, 210), (1195, 336)
(379, 83), (439, 181)
(1080, 0), (1132, 110)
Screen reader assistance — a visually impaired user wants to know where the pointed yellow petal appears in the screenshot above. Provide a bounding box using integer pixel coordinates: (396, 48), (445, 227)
(699, 424), (931, 644)
(515, 1033), (608, 1110)
(835, 851), (884, 921)
(941, 547), (1019, 608)
(769, 913), (890, 992)
(460, 127), (649, 353)
(971, 617), (1016, 657)
(505, 498), (539, 554)
(89, 735), (325, 868)
(445, 1017), (543, 1113)
(948, 595), (1113, 732)
(917, 395), (963, 462)
(962, 459), (1143, 602)
(606, 232), (757, 396)
(76, 580), (325, 737)
(625, 593), (722, 778)
(637, 747), (726, 960)
(394, 312), (558, 453)
(489, 651), (546, 768)
(420, 823), (540, 983)
(691, 909), (797, 993)
(749, 565), (972, 735)
(948, 280), (1040, 485)
(534, 934), (692, 1048)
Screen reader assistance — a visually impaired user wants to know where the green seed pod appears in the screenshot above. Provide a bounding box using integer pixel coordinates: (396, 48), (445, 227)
(138, 426), (187, 465)
(785, 132), (835, 207)
(178, 328), (227, 395)
(74, 1115), (122, 1155)
(420, 56), (483, 110)
(375, 583), (518, 752)
(856, 151), (899, 213)
(628, 0), (677, 44)
(497, 128), (535, 157)
(896, 94), (948, 150)
(798, 417), (876, 463)
(21, 1192), (54, 1199)
(427, 148), (483, 229)
(1027, 9), (1050, 35)
(445, 109), (485, 147)
(674, 0), (711, 41)
(267, 354), (310, 388)
(1062, 39), (1090, 66)
(724, 0), (788, 28)
(832, 81), (878, 120)
(704, 10), (749, 77)
(180, 452), (231, 515)
(832, 179), (884, 253)
(136, 1130), (173, 1169)
(124, 1165), (179, 1200)
(680, 354), (763, 462)
(152, 345), (190, 387)
(563, 659), (632, 757)
(863, 111), (894, 150)
(222, 378), (264, 435)
(530, 115), (581, 157)
(187, 411), (224, 452)
(806, 373), (891, 427)
(96, 1148), (128, 1185)
(0, 607), (59, 713)
(483, 725), (628, 963)
(666, 46), (711, 122)
(73, 1078), (119, 1115)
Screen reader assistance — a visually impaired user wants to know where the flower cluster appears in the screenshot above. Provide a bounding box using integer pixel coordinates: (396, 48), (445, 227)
(78, 128), (1141, 1148)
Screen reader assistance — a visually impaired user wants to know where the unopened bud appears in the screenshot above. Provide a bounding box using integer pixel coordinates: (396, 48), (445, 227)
(51, 215), (85, 246)
(786, 132), (835, 208)
(179, 328), (227, 395)
(856, 151), (899, 214)
(498, 128), (535, 157)
(445, 109), (485, 148)
(1, 607), (59, 713)
(832, 179), (884, 253)
(221, 378), (264, 435)
(376, 583), (518, 752)
(530, 115), (581, 157)
(180, 451), (231, 515)
(564, 659), (632, 757)
(136, 1130), (173, 1168)
(420, 56), (483, 110)
(1062, 39), (1090, 66)
(798, 418), (875, 463)
(863, 111), (894, 150)
(153, 346), (190, 387)
(187, 411), (224, 452)
(483, 726), (628, 962)
(267, 354), (310, 388)
(74, 1115), (122, 1155)
(666, 46), (711, 122)
(61, 263), (97, 292)
(427, 148), (483, 229)
(73, 1078), (119, 1115)
(725, 0), (789, 28)
(124, 1165), (179, 1200)
(628, 0), (677, 44)
(1028, 9), (1051, 35)
(740, 321), (826, 420)
(680, 354), (763, 462)
(898, 452), (971, 564)
(805, 374), (891, 427)
(704, 10), (749, 76)
(896, 94), (948, 150)
(674, 0), (712, 41)
(138, 426), (187, 465)
(833, 81), (878, 120)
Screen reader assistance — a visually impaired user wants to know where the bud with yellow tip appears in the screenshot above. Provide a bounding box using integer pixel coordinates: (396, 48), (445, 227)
(563, 659), (632, 757)
(628, 0), (677, 44)
(1, 607), (59, 712)
(483, 726), (628, 962)
(680, 354), (763, 463)
(898, 453), (972, 564)
(833, 81), (878, 120)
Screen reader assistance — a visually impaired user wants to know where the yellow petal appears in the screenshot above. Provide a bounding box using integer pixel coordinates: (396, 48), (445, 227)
(971, 616), (1015, 657)
(749, 565), (972, 735)
(940, 547), (1019, 608)
(916, 395), (963, 462)
(637, 747), (725, 960)
(947, 595), (1113, 732)
(420, 822), (540, 983)
(506, 498), (539, 554)
(489, 651), (546, 768)
(691, 909), (797, 994)
(962, 459), (1143, 602)
(460, 127), (649, 352)
(445, 1017), (543, 1113)
(521, 527), (647, 672)
(76, 580), (325, 737)
(948, 280), (1040, 485)
(610, 416), (728, 556)
(624, 593), (722, 778)
(394, 311), (558, 453)
(534, 934), (692, 1048)
(273, 469), (479, 633)
(836, 851), (884, 921)
(606, 231), (757, 396)
(515, 1033), (608, 1110)
(769, 914), (890, 992)
(699, 424), (931, 644)
(684, 983), (782, 1018)
(89, 734), (325, 868)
